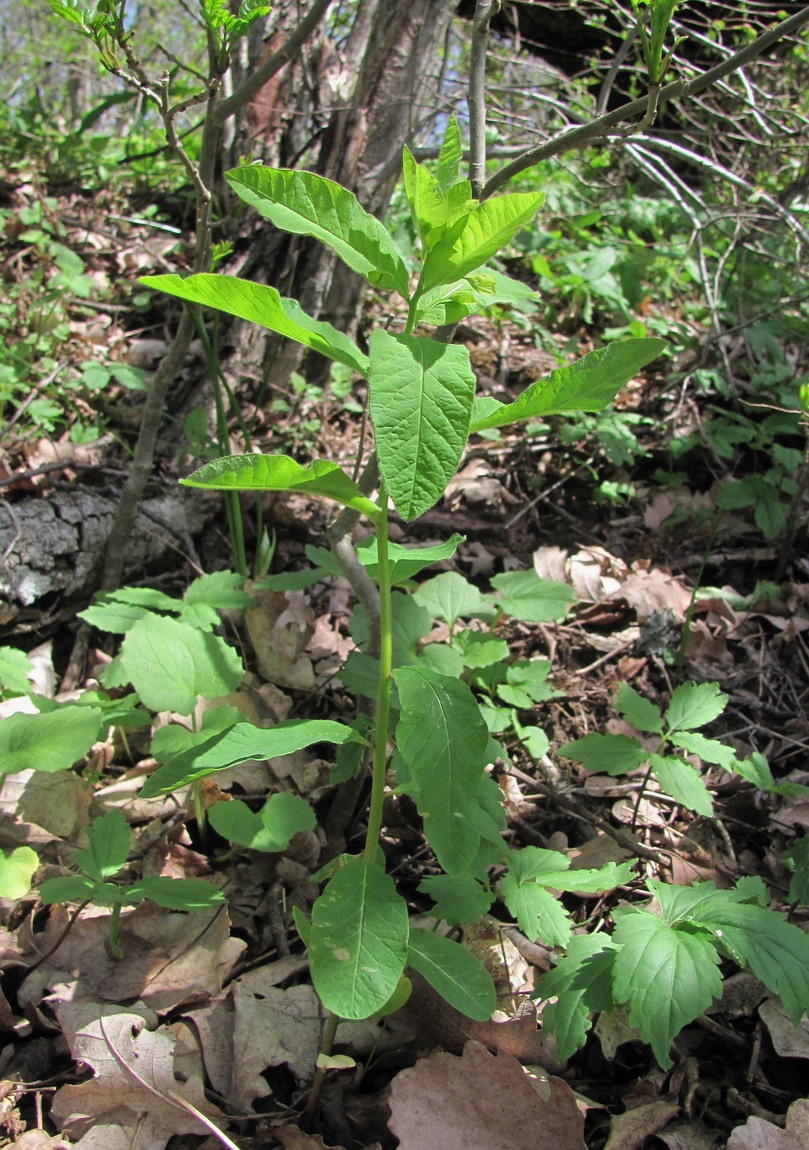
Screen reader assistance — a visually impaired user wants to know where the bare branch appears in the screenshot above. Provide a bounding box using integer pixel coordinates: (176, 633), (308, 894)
(213, 0), (333, 126)
(482, 5), (809, 198)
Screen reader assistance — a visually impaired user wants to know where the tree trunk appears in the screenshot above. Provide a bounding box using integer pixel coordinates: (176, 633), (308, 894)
(231, 0), (458, 394)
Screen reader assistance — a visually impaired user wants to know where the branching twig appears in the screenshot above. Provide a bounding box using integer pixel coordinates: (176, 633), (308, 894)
(483, 5), (809, 197)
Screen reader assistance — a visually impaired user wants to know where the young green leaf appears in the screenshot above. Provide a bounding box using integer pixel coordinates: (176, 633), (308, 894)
(500, 870), (573, 946)
(393, 666), (489, 874)
(126, 876), (225, 911)
(0, 846), (39, 900)
(536, 935), (617, 1061)
(0, 705), (103, 775)
(469, 339), (667, 432)
(490, 570), (576, 623)
(119, 614), (243, 715)
(402, 146), (451, 246)
(0, 646), (34, 695)
(418, 873), (495, 925)
(436, 114), (463, 191)
(668, 730), (737, 770)
(309, 533), (466, 585)
(226, 167), (411, 299)
(615, 683), (663, 734)
(696, 898), (809, 1025)
(75, 809), (130, 883)
(141, 718), (356, 797)
(420, 191), (544, 292)
(39, 875), (98, 905)
(309, 857), (409, 1020)
(557, 733), (649, 776)
(208, 791), (315, 853)
(649, 753), (713, 816)
(407, 929), (496, 1021)
(413, 571), (495, 630)
(140, 275), (370, 376)
(180, 455), (381, 523)
(611, 909), (723, 1068)
(369, 330), (475, 520)
(665, 681), (726, 732)
(180, 570), (255, 631)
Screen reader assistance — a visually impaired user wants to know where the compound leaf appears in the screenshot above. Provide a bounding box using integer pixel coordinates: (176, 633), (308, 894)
(665, 681), (726, 732)
(558, 733), (648, 776)
(490, 570), (575, 622)
(126, 875), (225, 911)
(615, 683), (663, 734)
(649, 753), (713, 816)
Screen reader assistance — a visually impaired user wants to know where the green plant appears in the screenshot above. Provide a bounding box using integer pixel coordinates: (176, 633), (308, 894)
(559, 680), (800, 821)
(38, 810), (224, 958)
(134, 126), (669, 1030)
(536, 874), (809, 1067)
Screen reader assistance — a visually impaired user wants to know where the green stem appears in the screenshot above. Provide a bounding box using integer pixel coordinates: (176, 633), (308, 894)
(301, 1012), (340, 1131)
(108, 900), (124, 960)
(363, 481), (392, 866)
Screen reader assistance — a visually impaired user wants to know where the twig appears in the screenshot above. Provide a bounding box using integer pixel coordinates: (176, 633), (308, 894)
(483, 5), (809, 197)
(467, 0), (499, 198)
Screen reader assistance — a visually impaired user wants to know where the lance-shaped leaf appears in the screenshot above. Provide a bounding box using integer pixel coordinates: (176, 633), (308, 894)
(393, 666), (489, 874)
(420, 190), (544, 292)
(403, 146), (450, 246)
(139, 274), (370, 376)
(226, 166), (411, 299)
(181, 454), (381, 523)
(407, 929), (496, 1021)
(470, 338), (667, 432)
(437, 114), (463, 191)
(310, 857), (409, 1020)
(369, 330), (475, 521)
(141, 718), (356, 797)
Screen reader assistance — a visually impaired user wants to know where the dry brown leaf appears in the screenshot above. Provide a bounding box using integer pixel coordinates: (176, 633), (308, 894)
(245, 587), (315, 690)
(603, 1098), (680, 1150)
(51, 1004), (227, 1148)
(614, 566), (692, 622)
(387, 1040), (585, 1150)
(230, 983), (322, 1107)
(758, 997), (809, 1059)
(727, 1097), (809, 1149)
(19, 903), (244, 1014)
(653, 1119), (724, 1149)
(273, 1124), (383, 1150)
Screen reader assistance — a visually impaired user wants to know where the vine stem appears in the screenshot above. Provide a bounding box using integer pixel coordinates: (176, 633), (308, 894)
(364, 482), (392, 865)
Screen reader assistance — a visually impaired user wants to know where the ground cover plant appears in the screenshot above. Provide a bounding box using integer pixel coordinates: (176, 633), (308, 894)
(2, 2), (809, 1148)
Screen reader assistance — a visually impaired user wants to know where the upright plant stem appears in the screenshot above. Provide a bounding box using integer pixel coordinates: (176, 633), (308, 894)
(364, 483), (392, 866)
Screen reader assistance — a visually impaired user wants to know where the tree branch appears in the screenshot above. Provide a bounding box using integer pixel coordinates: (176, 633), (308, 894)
(482, 5), (809, 198)
(213, 0), (333, 126)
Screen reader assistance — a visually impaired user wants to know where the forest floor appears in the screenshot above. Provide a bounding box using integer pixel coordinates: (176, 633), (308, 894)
(2, 178), (809, 1150)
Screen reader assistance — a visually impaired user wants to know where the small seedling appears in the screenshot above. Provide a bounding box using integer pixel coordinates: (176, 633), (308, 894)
(39, 809), (224, 958)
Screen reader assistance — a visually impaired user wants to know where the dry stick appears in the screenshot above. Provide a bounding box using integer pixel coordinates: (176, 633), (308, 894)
(482, 4), (809, 198)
